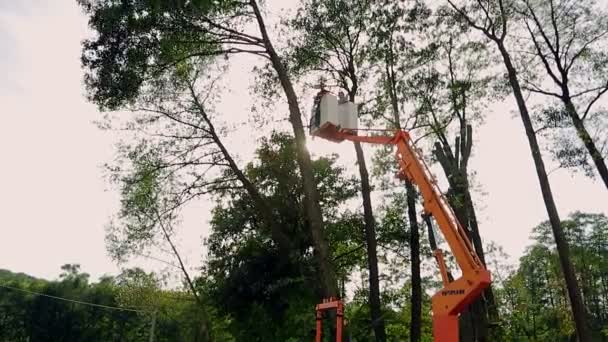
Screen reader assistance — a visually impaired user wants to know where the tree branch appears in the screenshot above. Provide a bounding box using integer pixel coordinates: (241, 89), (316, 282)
(476, 0), (495, 35)
(434, 142), (455, 177)
(333, 244), (365, 262)
(134, 107), (212, 135)
(446, 0), (495, 39)
(498, 0), (508, 40)
(524, 0), (565, 76)
(199, 15), (263, 44)
(462, 124), (473, 168)
(566, 30), (608, 72)
(524, 19), (563, 86)
(521, 83), (562, 98)
(549, 0), (561, 59)
(582, 84), (608, 120)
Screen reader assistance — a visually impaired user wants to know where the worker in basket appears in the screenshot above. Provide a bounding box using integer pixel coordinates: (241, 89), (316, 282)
(310, 88), (330, 135)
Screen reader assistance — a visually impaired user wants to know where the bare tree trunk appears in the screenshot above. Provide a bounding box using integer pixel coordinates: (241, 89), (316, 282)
(354, 141), (387, 342)
(497, 42), (591, 342)
(406, 180), (422, 342)
(250, 0), (338, 298)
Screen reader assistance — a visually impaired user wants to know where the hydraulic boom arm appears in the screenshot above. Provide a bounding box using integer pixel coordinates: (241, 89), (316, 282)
(315, 126), (491, 342)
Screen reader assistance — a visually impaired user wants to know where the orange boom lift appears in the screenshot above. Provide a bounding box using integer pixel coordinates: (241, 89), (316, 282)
(310, 92), (491, 342)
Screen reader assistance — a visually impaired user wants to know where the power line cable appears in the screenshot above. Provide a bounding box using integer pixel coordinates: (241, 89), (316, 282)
(0, 283), (150, 313)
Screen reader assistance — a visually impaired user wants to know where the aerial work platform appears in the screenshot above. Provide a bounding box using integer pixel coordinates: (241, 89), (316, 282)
(310, 91), (491, 342)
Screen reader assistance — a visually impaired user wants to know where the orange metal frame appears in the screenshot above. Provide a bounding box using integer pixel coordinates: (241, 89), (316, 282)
(315, 297), (344, 342)
(312, 125), (491, 342)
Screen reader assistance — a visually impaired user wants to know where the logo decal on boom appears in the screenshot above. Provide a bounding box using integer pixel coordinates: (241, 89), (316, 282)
(441, 289), (465, 296)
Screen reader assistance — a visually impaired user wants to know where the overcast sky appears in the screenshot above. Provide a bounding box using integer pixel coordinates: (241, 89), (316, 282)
(0, 0), (606, 283)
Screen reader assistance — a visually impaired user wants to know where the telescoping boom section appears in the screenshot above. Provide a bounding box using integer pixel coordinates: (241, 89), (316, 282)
(310, 101), (491, 341)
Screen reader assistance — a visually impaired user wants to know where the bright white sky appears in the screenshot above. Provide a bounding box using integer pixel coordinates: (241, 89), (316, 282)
(0, 0), (606, 283)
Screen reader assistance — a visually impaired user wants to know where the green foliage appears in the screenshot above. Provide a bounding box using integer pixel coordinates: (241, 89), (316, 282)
(78, 0), (247, 110)
(0, 265), (233, 341)
(401, 16), (497, 136)
(496, 212), (608, 341)
(106, 143), (177, 263)
(288, 0), (371, 78)
(203, 131), (363, 340)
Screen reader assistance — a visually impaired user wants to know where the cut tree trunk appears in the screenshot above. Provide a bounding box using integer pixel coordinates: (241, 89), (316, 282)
(449, 186), (487, 342)
(406, 180), (422, 342)
(497, 41), (591, 342)
(434, 141), (491, 341)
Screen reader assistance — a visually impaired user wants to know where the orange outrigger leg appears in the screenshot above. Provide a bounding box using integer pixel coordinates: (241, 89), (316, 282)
(313, 125), (491, 342)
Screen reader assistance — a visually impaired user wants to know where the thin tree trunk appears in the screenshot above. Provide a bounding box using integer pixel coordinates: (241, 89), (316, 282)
(406, 180), (422, 342)
(346, 78), (386, 340)
(562, 96), (608, 189)
(497, 42), (591, 342)
(354, 141), (387, 342)
(445, 1), (591, 335)
(155, 214), (212, 341)
(250, 0), (338, 298)
(386, 58), (422, 342)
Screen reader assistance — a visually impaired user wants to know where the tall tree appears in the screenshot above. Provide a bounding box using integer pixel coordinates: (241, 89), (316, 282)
(77, 0), (338, 299)
(403, 58), (488, 342)
(249, 0), (339, 299)
(77, 0), (293, 260)
(517, 0), (608, 189)
(445, 0), (591, 340)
